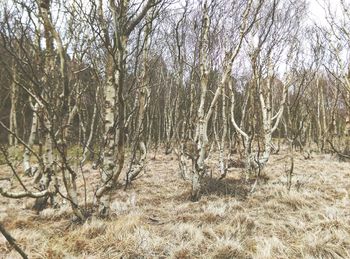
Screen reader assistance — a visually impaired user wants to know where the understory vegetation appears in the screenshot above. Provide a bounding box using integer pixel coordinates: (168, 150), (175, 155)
(1, 150), (350, 258)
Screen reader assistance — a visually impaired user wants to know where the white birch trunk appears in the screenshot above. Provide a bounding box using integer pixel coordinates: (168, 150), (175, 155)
(9, 62), (18, 146)
(95, 0), (160, 215)
(191, 0), (210, 201)
(38, 0), (85, 220)
(23, 103), (39, 175)
(96, 53), (117, 216)
(219, 85), (228, 179)
(257, 63), (287, 169)
(126, 13), (152, 183)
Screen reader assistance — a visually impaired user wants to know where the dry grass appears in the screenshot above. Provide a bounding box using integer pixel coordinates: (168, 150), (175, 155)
(1, 148), (350, 258)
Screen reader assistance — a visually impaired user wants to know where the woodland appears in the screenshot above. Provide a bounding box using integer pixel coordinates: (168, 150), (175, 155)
(0, 0), (350, 258)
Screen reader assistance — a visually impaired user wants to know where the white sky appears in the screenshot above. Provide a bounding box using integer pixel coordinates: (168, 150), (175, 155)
(307, 0), (341, 25)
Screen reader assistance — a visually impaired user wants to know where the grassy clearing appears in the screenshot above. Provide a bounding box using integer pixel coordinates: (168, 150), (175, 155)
(0, 149), (350, 258)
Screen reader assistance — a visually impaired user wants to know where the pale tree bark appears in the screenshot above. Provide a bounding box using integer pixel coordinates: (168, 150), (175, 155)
(229, 79), (252, 171)
(38, 0), (85, 220)
(320, 79), (327, 148)
(230, 0), (304, 173)
(81, 83), (100, 164)
(331, 87), (340, 137)
(30, 0), (56, 212)
(218, 84), (228, 179)
(164, 79), (174, 154)
(191, 0), (210, 201)
(316, 76), (328, 151)
(213, 88), (228, 179)
(126, 11), (153, 184)
(187, 64), (197, 140)
(231, 57), (288, 173)
(187, 0), (257, 200)
(9, 61), (18, 147)
(23, 102), (39, 175)
(95, 0), (158, 217)
(94, 0), (118, 216)
(257, 61), (287, 169)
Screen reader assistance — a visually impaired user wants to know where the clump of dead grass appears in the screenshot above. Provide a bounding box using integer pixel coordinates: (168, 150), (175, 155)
(211, 242), (245, 259)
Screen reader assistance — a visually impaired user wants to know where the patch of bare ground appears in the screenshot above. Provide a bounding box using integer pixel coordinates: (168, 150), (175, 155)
(1, 149), (350, 258)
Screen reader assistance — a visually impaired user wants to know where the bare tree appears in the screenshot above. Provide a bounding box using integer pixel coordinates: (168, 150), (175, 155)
(94, 0), (162, 217)
(176, 0), (261, 201)
(230, 0), (305, 173)
(319, 0), (350, 156)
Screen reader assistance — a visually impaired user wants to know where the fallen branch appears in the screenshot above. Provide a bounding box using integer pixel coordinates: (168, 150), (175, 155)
(327, 139), (350, 160)
(0, 223), (28, 259)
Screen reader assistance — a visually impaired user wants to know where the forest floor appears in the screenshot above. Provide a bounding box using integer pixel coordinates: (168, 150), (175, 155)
(1, 148), (350, 258)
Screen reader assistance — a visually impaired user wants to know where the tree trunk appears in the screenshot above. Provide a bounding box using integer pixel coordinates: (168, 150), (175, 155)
(9, 62), (18, 146)
(191, 1), (210, 201)
(23, 103), (39, 175)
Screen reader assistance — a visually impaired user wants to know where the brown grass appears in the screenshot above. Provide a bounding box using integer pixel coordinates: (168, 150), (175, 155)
(1, 149), (350, 258)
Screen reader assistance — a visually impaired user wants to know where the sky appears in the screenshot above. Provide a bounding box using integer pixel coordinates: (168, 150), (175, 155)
(307, 0), (342, 25)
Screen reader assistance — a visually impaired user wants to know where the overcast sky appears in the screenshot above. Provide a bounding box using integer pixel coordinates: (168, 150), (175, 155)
(307, 0), (341, 25)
